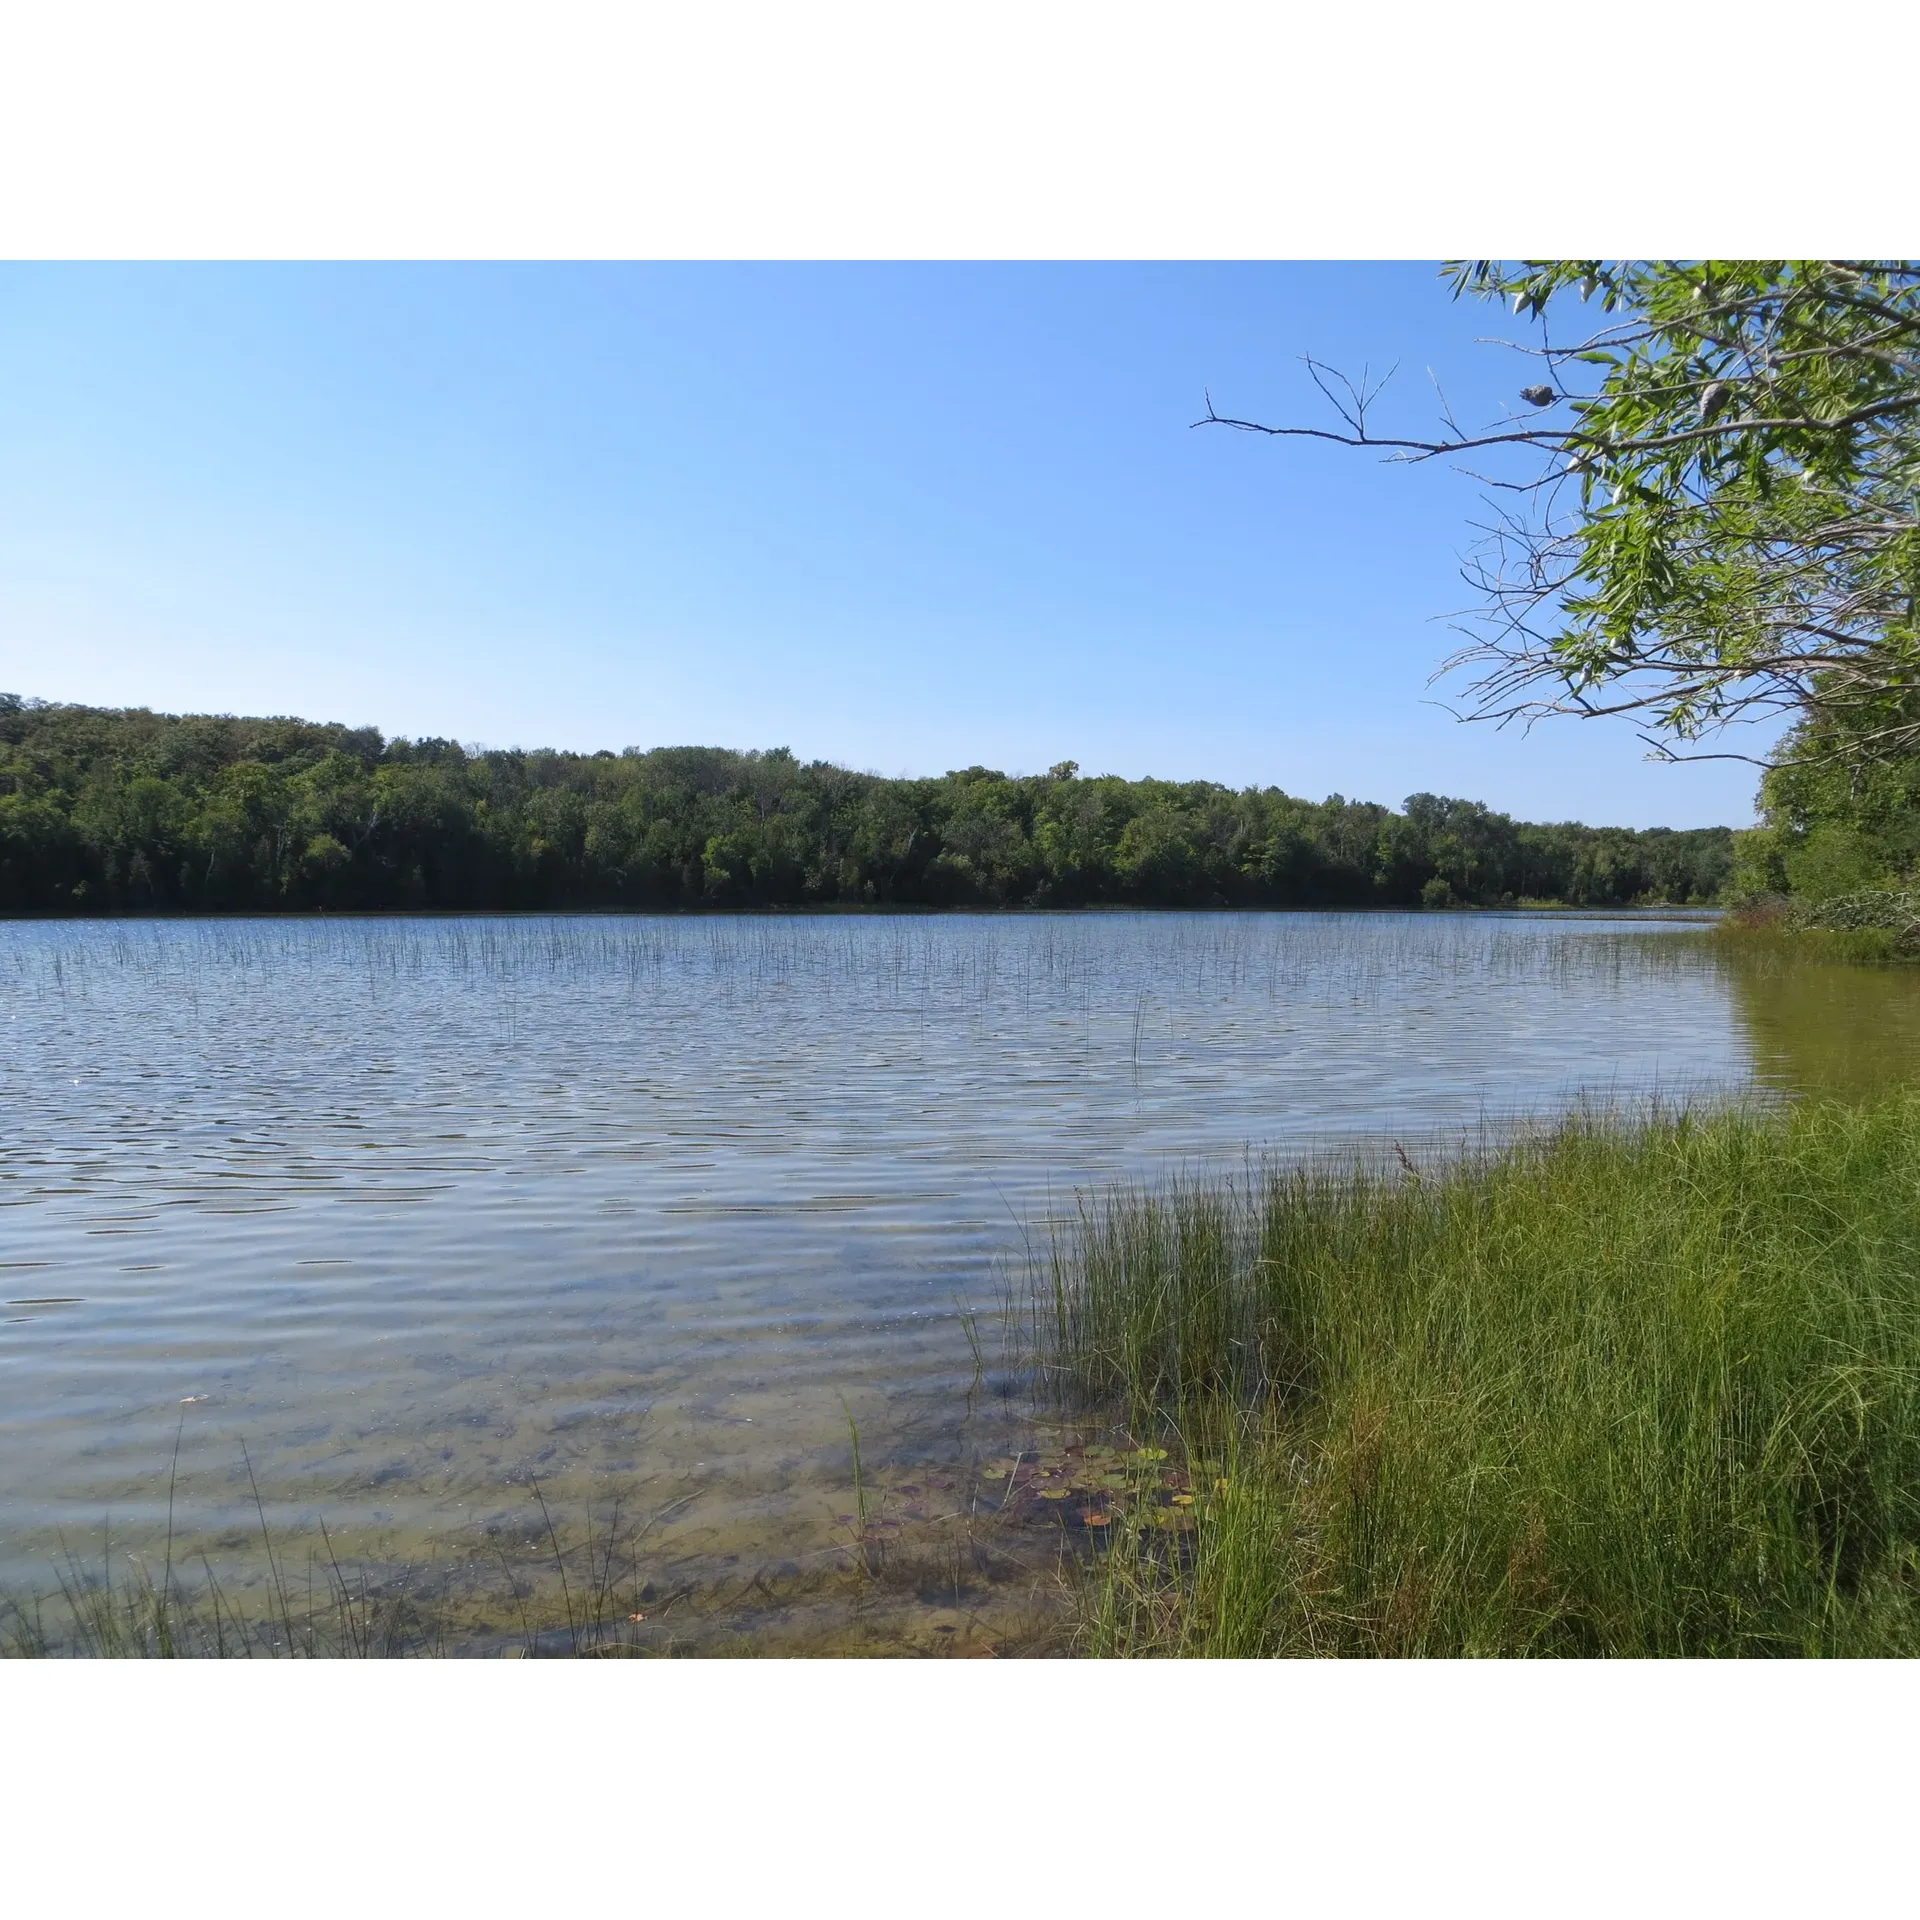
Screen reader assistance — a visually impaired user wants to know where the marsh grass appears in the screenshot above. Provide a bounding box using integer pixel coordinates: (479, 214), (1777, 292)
(1, 1528), (449, 1658)
(1, 1444), (1077, 1658)
(0, 1475), (687, 1658)
(1712, 920), (1909, 968)
(3, 907), (1718, 1036)
(1040, 1093), (1920, 1656)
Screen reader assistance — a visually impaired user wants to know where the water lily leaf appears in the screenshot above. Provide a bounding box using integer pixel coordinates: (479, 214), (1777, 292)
(1171, 1493), (1196, 1508)
(1083, 1512), (1112, 1528)
(1038, 1488), (1071, 1500)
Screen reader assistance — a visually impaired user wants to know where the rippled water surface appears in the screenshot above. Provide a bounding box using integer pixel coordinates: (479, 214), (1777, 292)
(7, 909), (1900, 1643)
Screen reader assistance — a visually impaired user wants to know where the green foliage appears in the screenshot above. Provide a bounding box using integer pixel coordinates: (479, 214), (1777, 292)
(1046, 1094), (1920, 1656)
(0, 697), (1734, 914)
(1446, 261), (1920, 758)
(1735, 702), (1920, 905)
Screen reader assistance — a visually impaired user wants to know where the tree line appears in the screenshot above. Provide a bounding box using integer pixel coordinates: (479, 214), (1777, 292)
(1731, 704), (1920, 903)
(0, 696), (1733, 915)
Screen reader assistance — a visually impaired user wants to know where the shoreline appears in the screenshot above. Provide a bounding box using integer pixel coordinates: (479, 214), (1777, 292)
(0, 902), (1728, 924)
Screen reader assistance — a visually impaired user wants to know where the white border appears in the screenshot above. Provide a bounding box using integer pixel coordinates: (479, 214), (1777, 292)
(0, 1), (1913, 257)
(4, 1660), (1915, 1908)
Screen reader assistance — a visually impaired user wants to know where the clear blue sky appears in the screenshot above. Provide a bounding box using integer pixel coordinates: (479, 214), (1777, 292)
(0, 262), (1769, 828)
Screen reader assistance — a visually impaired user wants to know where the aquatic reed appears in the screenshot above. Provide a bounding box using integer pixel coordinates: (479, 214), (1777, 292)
(1, 1480), (671, 1659)
(1043, 1091), (1920, 1655)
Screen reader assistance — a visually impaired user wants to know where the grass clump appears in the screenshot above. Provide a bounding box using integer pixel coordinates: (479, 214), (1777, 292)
(1041, 1094), (1920, 1656)
(1716, 921), (1908, 968)
(2, 1484), (672, 1660)
(1715, 895), (1920, 966)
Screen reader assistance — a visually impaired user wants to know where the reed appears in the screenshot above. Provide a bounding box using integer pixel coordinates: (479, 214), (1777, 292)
(1041, 1091), (1920, 1655)
(0, 1479), (673, 1658)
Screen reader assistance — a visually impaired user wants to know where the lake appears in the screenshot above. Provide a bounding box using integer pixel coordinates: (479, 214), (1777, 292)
(6, 910), (1918, 1650)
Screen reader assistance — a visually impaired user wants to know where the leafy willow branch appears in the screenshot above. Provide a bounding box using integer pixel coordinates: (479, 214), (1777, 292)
(1198, 261), (1920, 770)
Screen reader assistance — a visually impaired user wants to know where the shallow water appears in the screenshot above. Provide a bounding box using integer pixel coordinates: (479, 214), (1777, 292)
(2, 910), (1910, 1644)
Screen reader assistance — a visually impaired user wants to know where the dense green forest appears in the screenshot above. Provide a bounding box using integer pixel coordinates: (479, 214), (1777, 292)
(0, 695), (1733, 914)
(1731, 707), (1920, 902)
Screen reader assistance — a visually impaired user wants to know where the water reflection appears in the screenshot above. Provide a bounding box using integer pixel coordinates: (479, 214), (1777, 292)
(1722, 944), (1920, 1100)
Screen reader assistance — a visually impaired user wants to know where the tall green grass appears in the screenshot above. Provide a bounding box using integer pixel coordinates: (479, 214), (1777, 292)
(1040, 1095), (1920, 1655)
(1713, 920), (1910, 968)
